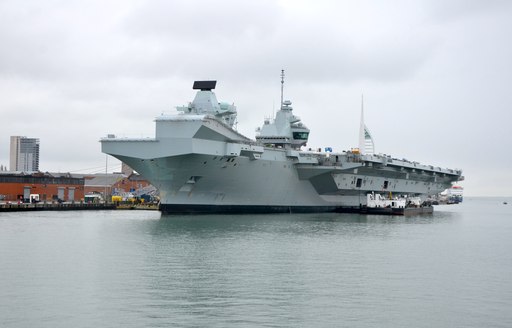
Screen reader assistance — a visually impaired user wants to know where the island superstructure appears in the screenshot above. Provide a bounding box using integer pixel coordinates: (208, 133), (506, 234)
(101, 75), (463, 214)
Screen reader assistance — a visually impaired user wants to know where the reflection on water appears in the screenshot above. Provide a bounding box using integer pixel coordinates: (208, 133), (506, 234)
(136, 211), (464, 327)
(155, 211), (455, 233)
(1, 199), (511, 328)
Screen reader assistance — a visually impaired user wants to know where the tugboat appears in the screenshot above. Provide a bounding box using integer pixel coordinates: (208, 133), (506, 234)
(362, 192), (433, 215)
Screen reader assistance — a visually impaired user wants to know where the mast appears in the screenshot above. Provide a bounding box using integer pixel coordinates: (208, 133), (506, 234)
(280, 69), (285, 107)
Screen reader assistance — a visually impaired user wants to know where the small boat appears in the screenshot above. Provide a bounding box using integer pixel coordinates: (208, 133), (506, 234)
(362, 192), (432, 215)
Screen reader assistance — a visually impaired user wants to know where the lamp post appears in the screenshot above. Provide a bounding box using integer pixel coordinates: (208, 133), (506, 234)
(105, 154), (108, 204)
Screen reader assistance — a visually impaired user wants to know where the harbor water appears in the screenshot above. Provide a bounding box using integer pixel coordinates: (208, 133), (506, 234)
(1, 197), (511, 327)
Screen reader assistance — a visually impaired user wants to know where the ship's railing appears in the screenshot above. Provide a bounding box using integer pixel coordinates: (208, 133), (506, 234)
(360, 153), (462, 176)
(299, 152), (351, 166)
(101, 137), (158, 142)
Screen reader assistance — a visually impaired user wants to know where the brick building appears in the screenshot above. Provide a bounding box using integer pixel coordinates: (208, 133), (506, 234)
(0, 172), (85, 202)
(111, 173), (152, 195)
(0, 172), (154, 203)
(81, 173), (153, 199)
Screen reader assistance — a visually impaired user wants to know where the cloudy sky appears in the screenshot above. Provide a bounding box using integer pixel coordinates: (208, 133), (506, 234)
(1, 0), (511, 196)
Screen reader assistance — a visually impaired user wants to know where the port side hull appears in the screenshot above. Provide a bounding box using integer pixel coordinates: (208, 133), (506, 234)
(159, 204), (342, 214)
(109, 150), (458, 211)
(101, 116), (462, 215)
(159, 204), (433, 215)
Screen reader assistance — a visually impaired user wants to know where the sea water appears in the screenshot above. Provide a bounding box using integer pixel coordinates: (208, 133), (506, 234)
(1, 197), (511, 328)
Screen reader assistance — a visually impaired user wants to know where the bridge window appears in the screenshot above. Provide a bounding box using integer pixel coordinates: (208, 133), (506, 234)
(293, 132), (309, 140)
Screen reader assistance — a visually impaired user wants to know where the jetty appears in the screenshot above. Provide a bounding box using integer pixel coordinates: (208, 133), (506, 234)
(0, 202), (116, 212)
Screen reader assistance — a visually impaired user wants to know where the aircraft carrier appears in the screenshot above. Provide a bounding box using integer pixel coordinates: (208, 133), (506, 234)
(101, 74), (463, 214)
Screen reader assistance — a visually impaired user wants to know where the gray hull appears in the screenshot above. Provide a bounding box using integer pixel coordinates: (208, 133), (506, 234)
(102, 117), (462, 214)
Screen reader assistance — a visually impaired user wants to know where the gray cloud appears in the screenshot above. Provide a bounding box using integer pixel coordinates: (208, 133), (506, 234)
(0, 0), (511, 195)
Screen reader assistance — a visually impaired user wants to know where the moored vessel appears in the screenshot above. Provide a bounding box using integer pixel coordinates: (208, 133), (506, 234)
(101, 73), (463, 214)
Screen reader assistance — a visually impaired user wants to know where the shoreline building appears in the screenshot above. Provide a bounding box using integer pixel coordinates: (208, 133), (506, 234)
(9, 136), (40, 172)
(0, 172), (84, 202)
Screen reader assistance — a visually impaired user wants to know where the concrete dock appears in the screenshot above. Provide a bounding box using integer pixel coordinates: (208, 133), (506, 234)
(0, 202), (116, 212)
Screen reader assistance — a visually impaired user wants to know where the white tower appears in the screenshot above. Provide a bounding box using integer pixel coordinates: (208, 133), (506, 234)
(358, 96), (375, 155)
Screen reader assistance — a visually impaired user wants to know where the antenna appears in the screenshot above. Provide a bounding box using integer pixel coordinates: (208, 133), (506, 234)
(280, 69), (285, 107)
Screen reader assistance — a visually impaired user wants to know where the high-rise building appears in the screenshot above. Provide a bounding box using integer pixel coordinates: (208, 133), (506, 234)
(9, 136), (40, 172)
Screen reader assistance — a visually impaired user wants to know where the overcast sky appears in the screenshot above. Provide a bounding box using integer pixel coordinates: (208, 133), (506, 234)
(1, 0), (511, 196)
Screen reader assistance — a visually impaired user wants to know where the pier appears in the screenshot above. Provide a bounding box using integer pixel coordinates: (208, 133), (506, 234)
(0, 202), (116, 212)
